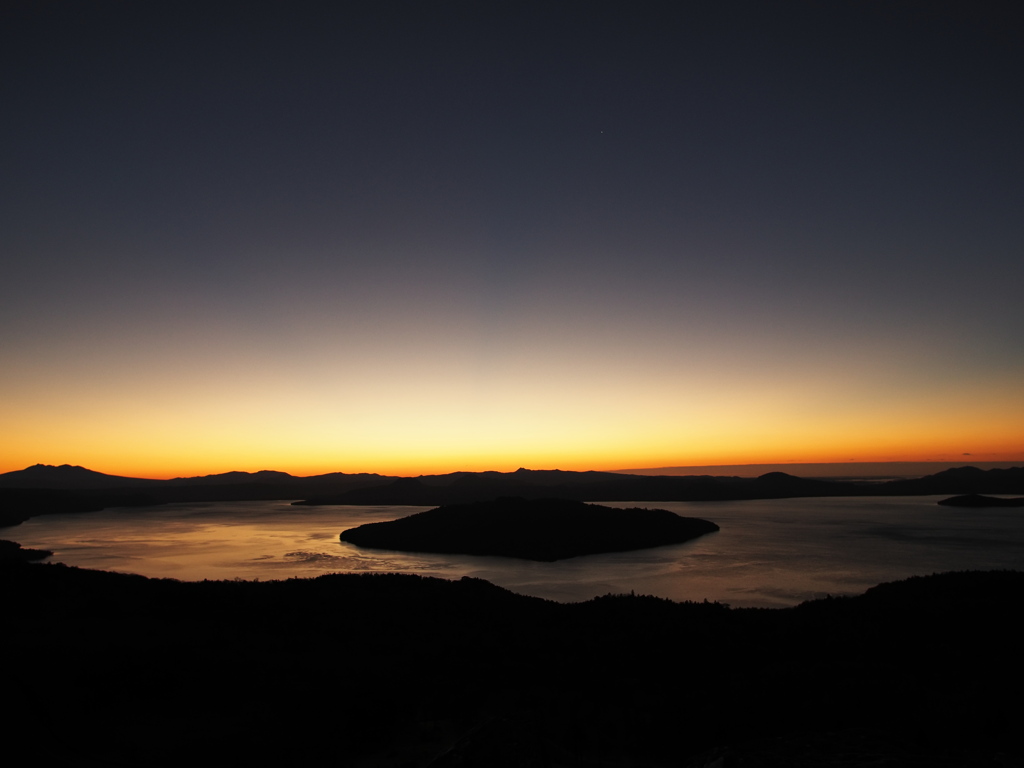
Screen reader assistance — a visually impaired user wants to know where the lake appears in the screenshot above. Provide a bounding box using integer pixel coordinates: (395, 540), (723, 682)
(9, 496), (1024, 607)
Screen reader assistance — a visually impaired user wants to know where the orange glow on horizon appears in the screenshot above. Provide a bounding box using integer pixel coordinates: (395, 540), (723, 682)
(3, 321), (1021, 480)
(6, 441), (1023, 481)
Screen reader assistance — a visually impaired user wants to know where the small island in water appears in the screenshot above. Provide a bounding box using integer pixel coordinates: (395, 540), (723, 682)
(339, 497), (719, 561)
(937, 494), (1024, 507)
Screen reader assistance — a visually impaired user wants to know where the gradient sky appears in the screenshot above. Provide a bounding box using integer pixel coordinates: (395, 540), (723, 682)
(3, 1), (1022, 478)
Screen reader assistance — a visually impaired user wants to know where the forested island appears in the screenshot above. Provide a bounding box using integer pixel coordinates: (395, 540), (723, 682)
(3, 548), (1021, 767)
(339, 498), (719, 560)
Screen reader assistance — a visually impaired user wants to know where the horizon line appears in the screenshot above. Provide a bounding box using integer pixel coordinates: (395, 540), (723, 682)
(6, 458), (1024, 482)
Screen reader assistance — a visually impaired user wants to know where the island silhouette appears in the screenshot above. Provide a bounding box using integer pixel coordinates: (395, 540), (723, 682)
(339, 497), (719, 560)
(937, 493), (1024, 507)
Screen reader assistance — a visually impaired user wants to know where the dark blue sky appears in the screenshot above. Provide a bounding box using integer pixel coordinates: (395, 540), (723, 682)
(3, 1), (1022, 475)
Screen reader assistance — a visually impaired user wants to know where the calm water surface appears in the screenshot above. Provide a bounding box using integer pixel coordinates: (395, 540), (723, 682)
(10, 496), (1024, 607)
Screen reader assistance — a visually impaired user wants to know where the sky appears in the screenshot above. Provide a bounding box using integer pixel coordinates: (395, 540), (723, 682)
(2, 1), (1022, 479)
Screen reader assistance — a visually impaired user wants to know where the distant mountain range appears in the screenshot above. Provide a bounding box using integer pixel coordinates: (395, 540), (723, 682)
(0, 464), (384, 525)
(1, 463), (1022, 527)
(615, 460), (1024, 479)
(0, 463), (386, 493)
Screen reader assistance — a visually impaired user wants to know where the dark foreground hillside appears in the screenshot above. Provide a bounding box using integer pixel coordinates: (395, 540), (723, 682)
(2, 550), (1022, 767)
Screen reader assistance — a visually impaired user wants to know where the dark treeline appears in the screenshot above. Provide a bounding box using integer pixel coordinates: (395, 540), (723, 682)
(3, 550), (1022, 766)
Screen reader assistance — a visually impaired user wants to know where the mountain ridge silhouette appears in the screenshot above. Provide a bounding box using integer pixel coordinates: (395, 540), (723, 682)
(2, 464), (1022, 526)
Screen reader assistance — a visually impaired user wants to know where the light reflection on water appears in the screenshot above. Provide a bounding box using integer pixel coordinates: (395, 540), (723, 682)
(9, 496), (1024, 608)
